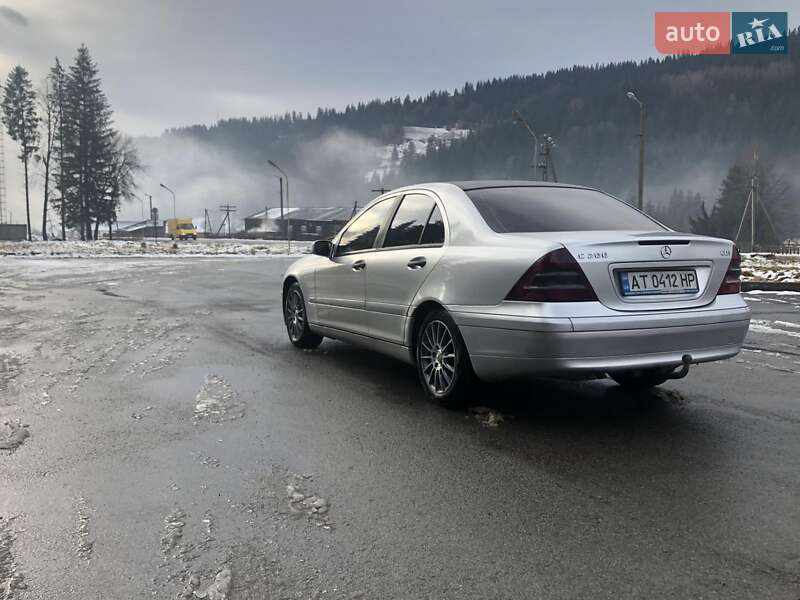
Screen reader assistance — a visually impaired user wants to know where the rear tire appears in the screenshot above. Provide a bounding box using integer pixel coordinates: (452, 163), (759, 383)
(284, 282), (323, 349)
(609, 368), (670, 390)
(415, 309), (475, 408)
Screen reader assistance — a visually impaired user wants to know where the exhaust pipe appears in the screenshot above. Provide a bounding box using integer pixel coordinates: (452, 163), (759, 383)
(666, 354), (693, 380)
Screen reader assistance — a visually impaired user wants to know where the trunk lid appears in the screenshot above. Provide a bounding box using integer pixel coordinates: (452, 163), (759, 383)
(505, 230), (733, 311)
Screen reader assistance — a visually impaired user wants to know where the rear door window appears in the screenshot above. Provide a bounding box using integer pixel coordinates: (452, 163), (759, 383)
(383, 194), (437, 248)
(420, 205), (445, 245)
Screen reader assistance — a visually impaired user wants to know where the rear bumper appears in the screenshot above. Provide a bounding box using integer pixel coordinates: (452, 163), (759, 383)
(451, 302), (750, 380)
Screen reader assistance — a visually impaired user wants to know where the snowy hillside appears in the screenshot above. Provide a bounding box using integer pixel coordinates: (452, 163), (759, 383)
(367, 126), (470, 181)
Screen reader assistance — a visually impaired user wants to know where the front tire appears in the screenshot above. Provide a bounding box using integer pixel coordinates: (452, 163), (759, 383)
(284, 282), (323, 349)
(609, 368), (670, 390)
(415, 309), (474, 408)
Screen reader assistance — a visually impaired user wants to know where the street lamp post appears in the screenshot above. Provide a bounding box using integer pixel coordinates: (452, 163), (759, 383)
(512, 110), (541, 180)
(626, 91), (646, 211)
(148, 193), (156, 242)
(268, 160), (290, 254)
(159, 183), (176, 219)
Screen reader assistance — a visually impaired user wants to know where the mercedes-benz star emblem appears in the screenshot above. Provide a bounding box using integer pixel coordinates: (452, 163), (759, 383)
(660, 245), (672, 259)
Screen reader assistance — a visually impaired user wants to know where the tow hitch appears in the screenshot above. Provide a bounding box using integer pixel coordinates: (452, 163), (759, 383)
(666, 354), (693, 380)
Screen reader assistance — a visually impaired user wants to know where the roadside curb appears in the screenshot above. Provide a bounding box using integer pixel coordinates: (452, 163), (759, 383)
(742, 281), (800, 292)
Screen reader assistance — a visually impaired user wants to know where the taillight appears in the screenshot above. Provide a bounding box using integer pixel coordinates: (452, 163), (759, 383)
(506, 248), (598, 302)
(717, 245), (742, 295)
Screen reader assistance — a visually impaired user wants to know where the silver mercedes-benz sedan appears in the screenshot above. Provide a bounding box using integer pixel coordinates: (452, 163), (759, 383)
(282, 181), (750, 406)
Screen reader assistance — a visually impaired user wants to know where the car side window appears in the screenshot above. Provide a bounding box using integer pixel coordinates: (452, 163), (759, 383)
(383, 194), (436, 248)
(420, 205), (445, 245)
(336, 199), (394, 255)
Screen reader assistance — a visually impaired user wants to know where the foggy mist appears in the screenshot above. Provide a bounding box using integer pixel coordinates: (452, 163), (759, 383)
(126, 129), (385, 226)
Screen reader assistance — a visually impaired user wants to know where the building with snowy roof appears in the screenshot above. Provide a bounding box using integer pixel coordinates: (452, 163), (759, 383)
(244, 206), (354, 239)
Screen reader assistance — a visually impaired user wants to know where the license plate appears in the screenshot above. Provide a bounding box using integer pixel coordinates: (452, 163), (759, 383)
(619, 269), (698, 296)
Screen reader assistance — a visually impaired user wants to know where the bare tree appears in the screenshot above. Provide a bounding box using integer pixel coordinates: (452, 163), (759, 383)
(101, 132), (142, 239)
(36, 76), (58, 240)
(49, 58), (68, 240)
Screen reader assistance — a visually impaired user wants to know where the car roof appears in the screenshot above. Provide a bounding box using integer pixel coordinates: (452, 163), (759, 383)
(448, 180), (594, 192)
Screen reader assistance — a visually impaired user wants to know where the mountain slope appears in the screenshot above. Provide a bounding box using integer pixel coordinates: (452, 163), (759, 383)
(154, 30), (799, 230)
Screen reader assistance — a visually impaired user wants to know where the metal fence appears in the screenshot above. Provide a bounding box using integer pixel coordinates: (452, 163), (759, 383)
(753, 244), (800, 255)
(0, 224), (27, 241)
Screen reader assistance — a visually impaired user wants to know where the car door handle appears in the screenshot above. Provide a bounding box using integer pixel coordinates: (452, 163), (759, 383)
(352, 259), (366, 271)
(407, 257), (427, 269)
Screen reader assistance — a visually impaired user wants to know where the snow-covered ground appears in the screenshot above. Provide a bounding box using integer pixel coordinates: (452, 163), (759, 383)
(0, 239), (312, 258)
(741, 253), (800, 283)
(2, 243), (798, 286)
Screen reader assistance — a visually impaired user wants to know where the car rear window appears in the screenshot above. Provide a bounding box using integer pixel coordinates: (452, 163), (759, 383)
(465, 187), (665, 233)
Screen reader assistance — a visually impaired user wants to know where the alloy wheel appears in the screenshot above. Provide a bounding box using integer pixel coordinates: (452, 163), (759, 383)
(285, 288), (306, 342)
(419, 319), (456, 395)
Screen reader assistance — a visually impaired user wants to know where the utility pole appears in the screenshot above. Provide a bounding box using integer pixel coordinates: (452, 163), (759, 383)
(371, 187), (389, 195)
(626, 91), (646, 210)
(512, 110), (558, 182)
(148, 194), (157, 243)
(751, 152), (759, 252)
(217, 204), (237, 238)
(538, 134), (558, 183)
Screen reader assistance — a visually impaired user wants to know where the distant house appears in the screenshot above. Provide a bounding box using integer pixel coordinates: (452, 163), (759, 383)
(113, 219), (165, 238)
(244, 206), (354, 239)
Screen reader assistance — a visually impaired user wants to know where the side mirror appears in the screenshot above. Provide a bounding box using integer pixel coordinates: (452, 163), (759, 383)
(312, 239), (333, 257)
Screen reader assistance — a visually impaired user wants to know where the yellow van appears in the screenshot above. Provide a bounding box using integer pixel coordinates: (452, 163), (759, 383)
(164, 218), (198, 240)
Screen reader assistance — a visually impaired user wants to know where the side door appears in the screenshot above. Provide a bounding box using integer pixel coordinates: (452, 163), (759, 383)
(313, 198), (397, 336)
(365, 193), (447, 345)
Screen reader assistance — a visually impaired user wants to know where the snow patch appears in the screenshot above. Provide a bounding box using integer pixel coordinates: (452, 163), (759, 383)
(193, 375), (246, 423)
(0, 239), (311, 258)
(741, 253), (800, 283)
(749, 319), (800, 338)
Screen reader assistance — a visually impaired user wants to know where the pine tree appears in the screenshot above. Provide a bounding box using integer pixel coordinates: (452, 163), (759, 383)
(1, 65), (39, 241)
(690, 159), (795, 248)
(63, 45), (114, 240)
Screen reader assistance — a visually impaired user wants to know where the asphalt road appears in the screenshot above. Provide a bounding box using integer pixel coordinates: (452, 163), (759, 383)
(1, 257), (799, 599)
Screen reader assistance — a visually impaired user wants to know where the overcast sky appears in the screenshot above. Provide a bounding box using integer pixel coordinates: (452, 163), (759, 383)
(0, 1), (796, 228)
(0, 0), (793, 137)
